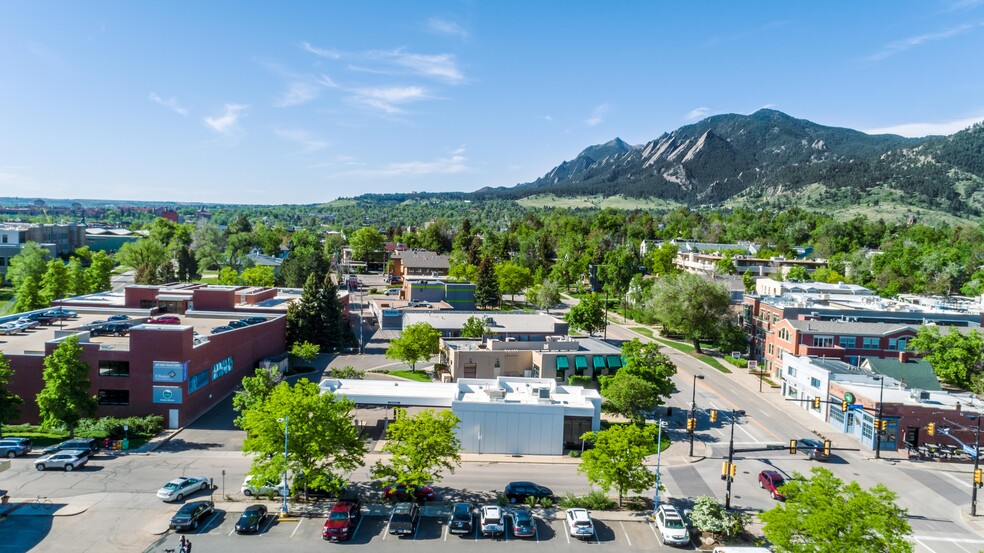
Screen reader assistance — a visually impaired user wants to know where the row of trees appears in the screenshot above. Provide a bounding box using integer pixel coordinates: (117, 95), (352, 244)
(9, 244), (113, 312)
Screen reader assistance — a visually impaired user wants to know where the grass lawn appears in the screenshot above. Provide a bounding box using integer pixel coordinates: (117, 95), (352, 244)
(378, 369), (432, 382)
(630, 327), (655, 339)
(111, 265), (133, 276)
(652, 337), (732, 373)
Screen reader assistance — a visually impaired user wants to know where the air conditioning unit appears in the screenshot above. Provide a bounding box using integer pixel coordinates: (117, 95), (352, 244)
(910, 390), (930, 402)
(485, 389), (506, 401)
(538, 387), (551, 400)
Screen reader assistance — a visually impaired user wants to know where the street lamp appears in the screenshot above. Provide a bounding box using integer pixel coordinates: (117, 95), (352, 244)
(874, 376), (885, 459)
(277, 416), (289, 516)
(654, 419), (668, 507)
(724, 409), (746, 510)
(972, 415), (982, 516)
(689, 374), (705, 457)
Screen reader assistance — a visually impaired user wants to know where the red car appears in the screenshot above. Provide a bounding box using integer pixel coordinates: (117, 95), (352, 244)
(383, 484), (436, 502)
(322, 498), (362, 541)
(759, 470), (786, 500)
(387, 276), (402, 284)
(149, 315), (181, 325)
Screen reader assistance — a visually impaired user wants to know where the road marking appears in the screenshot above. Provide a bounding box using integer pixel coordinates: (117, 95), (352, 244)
(649, 522), (659, 538)
(535, 522), (540, 543)
(914, 537), (940, 553)
(444, 521), (448, 541)
(736, 422), (760, 443)
(939, 470), (972, 489)
(290, 518), (304, 538)
(685, 369), (783, 442)
(198, 512), (221, 534)
(914, 536), (984, 543)
(351, 514), (364, 541)
(382, 520), (389, 540)
(565, 526), (571, 544)
(619, 521), (632, 546)
(261, 514), (276, 535)
(228, 526), (235, 536)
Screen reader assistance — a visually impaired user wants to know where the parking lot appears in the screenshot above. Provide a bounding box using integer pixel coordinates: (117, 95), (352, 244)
(144, 502), (694, 552)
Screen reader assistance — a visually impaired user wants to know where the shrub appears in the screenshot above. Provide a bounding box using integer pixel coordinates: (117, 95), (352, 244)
(540, 497), (553, 509)
(524, 496), (539, 508)
(567, 375), (592, 387)
(496, 493), (508, 507)
(330, 366), (364, 379)
(689, 496), (747, 539)
(75, 415), (164, 439)
(724, 356), (749, 368)
(558, 491), (615, 510)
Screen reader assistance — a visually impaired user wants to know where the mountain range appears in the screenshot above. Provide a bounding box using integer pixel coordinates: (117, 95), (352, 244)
(473, 109), (984, 217)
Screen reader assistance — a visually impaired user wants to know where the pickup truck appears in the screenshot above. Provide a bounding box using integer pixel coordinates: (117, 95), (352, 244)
(480, 505), (504, 537)
(388, 502), (418, 536)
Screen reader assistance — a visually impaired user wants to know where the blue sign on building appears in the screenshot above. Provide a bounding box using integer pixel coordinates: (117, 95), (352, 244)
(152, 361), (188, 383)
(188, 370), (210, 394)
(152, 386), (183, 404)
(212, 356), (233, 380)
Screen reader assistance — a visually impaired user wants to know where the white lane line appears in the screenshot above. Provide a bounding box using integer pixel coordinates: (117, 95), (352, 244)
(382, 520), (389, 541)
(290, 518), (304, 538)
(228, 526), (236, 536)
(939, 470), (972, 489)
(261, 514), (277, 535)
(413, 519), (420, 540)
(619, 521), (632, 546)
(915, 537), (940, 553)
(565, 526), (571, 544)
(649, 522), (659, 538)
(444, 521), (448, 541)
(352, 514), (364, 541)
(736, 422), (760, 442)
(198, 512), (221, 534)
(914, 536), (984, 543)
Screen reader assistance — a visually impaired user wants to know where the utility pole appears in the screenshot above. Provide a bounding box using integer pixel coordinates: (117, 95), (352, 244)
(874, 376), (885, 459)
(689, 374), (705, 457)
(974, 415), (981, 516)
(724, 410), (745, 510)
(654, 419), (667, 507)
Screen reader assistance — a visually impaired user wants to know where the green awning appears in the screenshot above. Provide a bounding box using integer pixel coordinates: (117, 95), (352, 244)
(574, 356), (588, 371)
(593, 356), (606, 369)
(606, 355), (622, 369)
(556, 356), (569, 370)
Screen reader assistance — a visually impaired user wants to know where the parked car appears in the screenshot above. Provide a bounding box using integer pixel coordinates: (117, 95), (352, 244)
(387, 276), (402, 284)
(26, 312), (59, 325)
(383, 484), (436, 502)
(235, 504), (268, 534)
(34, 451), (88, 471)
(107, 314), (131, 322)
(42, 438), (99, 455)
(48, 308), (77, 318)
(448, 502), (474, 535)
(796, 438), (830, 461)
(0, 322), (27, 335)
(503, 481), (553, 504)
(0, 437), (31, 452)
(241, 476), (289, 497)
(654, 504), (691, 546)
(510, 508), (536, 538)
(170, 500), (215, 532)
(211, 325), (234, 334)
(157, 475), (210, 502)
(322, 498), (362, 541)
(242, 316), (266, 325)
(407, 299), (431, 307)
(384, 288), (401, 296)
(565, 508), (595, 540)
(480, 505), (504, 537)
(227, 320), (248, 329)
(13, 317), (40, 329)
(148, 315), (181, 324)
(0, 439), (30, 458)
(388, 502), (419, 536)
(90, 323), (130, 337)
(758, 470), (787, 500)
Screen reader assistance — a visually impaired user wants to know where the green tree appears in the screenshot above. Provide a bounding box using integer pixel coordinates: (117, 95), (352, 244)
(349, 227), (385, 269)
(742, 269), (755, 292)
(785, 265), (810, 282)
(241, 266), (276, 287)
(240, 378), (366, 497)
(290, 341), (321, 368)
(117, 238), (172, 284)
(232, 367), (282, 429)
(578, 424), (660, 507)
(36, 335), (97, 437)
(759, 467), (912, 553)
(497, 261), (533, 304)
(908, 326), (984, 389)
(9, 242), (50, 311)
(531, 279), (562, 313)
(40, 259), (70, 304)
(565, 292), (607, 336)
(599, 340), (676, 425)
(0, 353), (23, 438)
(286, 273), (352, 351)
(646, 242), (679, 276)
(217, 266), (242, 285)
(689, 496), (747, 540)
(386, 322), (441, 372)
(85, 250), (114, 293)
(371, 408), (462, 489)
(67, 257), (87, 295)
(644, 273), (732, 354)
(460, 315), (489, 338)
(191, 221), (226, 270)
(474, 255), (501, 308)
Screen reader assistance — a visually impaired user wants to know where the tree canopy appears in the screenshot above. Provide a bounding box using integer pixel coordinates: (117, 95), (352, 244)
(460, 315), (489, 338)
(36, 335), (97, 437)
(908, 326), (984, 391)
(371, 408), (462, 489)
(578, 424), (660, 507)
(644, 272), (732, 353)
(565, 292), (607, 336)
(0, 353), (23, 437)
(386, 322), (441, 372)
(599, 339), (676, 425)
(474, 255), (501, 309)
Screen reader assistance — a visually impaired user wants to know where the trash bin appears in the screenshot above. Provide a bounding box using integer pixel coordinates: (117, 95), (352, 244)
(121, 439), (129, 450)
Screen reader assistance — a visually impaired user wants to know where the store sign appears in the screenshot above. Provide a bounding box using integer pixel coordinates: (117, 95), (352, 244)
(152, 361), (188, 383)
(152, 386), (183, 404)
(212, 356), (233, 380)
(383, 309), (401, 317)
(844, 392), (856, 405)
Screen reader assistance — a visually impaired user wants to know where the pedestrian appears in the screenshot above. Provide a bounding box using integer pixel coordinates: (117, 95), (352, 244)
(179, 535), (188, 553)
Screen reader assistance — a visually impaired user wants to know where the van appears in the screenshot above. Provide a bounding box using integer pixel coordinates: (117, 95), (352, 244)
(711, 547), (773, 553)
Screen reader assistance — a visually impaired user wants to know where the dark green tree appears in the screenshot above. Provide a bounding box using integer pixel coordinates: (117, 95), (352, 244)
(0, 353), (23, 437)
(36, 335), (97, 437)
(371, 408), (462, 489)
(644, 273), (732, 354)
(474, 255), (501, 309)
(40, 259), (70, 304)
(9, 242), (50, 311)
(85, 250), (114, 293)
(565, 292), (607, 336)
(460, 315), (489, 338)
(385, 322), (441, 372)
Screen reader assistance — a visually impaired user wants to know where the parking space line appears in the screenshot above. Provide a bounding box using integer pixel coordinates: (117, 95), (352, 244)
(352, 514), (364, 540)
(649, 521), (659, 538)
(474, 525), (479, 542)
(565, 527), (570, 544)
(444, 521), (448, 541)
(619, 522), (632, 546)
(260, 514), (277, 535)
(290, 518), (304, 538)
(198, 512), (221, 534)
(413, 519), (420, 540)
(382, 520), (390, 540)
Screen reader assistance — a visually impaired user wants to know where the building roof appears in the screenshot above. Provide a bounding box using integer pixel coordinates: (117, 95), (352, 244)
(393, 249), (450, 270)
(402, 311), (563, 334)
(861, 358), (942, 391)
(839, 380), (982, 414)
(785, 320), (917, 336)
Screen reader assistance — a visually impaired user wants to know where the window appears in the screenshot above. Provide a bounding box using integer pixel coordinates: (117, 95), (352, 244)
(810, 377), (821, 388)
(813, 336), (834, 348)
(778, 328), (790, 341)
(888, 338), (907, 351)
(98, 389), (129, 405)
(839, 336), (856, 349)
(768, 343), (774, 355)
(786, 366), (796, 377)
(99, 360), (130, 377)
(862, 337), (880, 350)
(1, 234), (6, 244)
(211, 356), (233, 380)
(786, 385), (798, 398)
(777, 349), (784, 360)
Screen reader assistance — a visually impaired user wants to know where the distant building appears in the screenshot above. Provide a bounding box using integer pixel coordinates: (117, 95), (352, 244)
(440, 336), (623, 382)
(0, 222), (86, 279)
(403, 311), (568, 338)
(641, 239), (824, 278)
(391, 249), (450, 278)
(84, 228), (146, 253)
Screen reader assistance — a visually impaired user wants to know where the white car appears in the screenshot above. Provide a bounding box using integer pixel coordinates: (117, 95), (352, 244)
(0, 321), (27, 335)
(479, 505), (504, 536)
(241, 476), (289, 497)
(384, 288), (400, 296)
(157, 476), (210, 502)
(13, 317), (40, 329)
(34, 451), (88, 471)
(565, 508), (594, 540)
(654, 504), (691, 546)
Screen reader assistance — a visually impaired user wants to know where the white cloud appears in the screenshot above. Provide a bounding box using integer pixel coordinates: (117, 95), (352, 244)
(428, 18), (468, 38)
(867, 23), (980, 61)
(328, 151), (469, 178)
(276, 82), (321, 107)
(275, 129), (329, 154)
(204, 104), (248, 134)
(541, 115), (554, 122)
(864, 114), (984, 137)
(348, 86), (429, 113)
(585, 102), (610, 127)
(300, 41), (341, 59)
(149, 92), (189, 116)
(375, 48), (464, 84)
(685, 107), (710, 120)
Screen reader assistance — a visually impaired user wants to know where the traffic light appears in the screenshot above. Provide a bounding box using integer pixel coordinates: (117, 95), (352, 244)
(729, 463), (737, 478)
(823, 440), (831, 457)
(722, 461), (729, 477)
(813, 397), (821, 409)
(975, 468), (983, 488)
(709, 410), (718, 423)
(927, 422), (935, 436)
(874, 418), (882, 432)
(687, 417), (696, 431)
(881, 420), (889, 431)
(789, 439), (797, 454)
(721, 462), (736, 479)
(842, 399), (849, 411)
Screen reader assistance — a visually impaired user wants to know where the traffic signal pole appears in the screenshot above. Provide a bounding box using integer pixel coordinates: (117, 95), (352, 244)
(974, 416), (981, 516)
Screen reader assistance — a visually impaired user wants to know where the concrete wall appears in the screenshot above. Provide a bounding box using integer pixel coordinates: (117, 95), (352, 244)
(453, 400), (565, 455)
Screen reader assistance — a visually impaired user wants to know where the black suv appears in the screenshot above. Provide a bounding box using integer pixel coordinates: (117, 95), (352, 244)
(91, 323), (131, 337)
(503, 482), (553, 504)
(449, 502), (474, 534)
(42, 438), (100, 456)
(242, 316), (266, 325)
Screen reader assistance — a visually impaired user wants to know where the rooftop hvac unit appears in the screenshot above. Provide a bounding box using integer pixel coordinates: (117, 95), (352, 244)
(485, 389), (506, 401)
(910, 390), (930, 402)
(538, 387), (551, 400)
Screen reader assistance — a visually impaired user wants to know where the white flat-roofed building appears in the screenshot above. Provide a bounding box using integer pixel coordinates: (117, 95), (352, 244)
(320, 376), (602, 455)
(402, 311), (568, 338)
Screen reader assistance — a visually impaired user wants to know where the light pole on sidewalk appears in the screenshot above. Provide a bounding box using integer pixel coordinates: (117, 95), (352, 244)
(723, 409), (746, 510)
(653, 419), (667, 507)
(874, 376), (885, 459)
(689, 374), (705, 457)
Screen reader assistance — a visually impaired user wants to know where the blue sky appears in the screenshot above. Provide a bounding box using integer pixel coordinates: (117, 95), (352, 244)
(1, 1), (983, 204)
